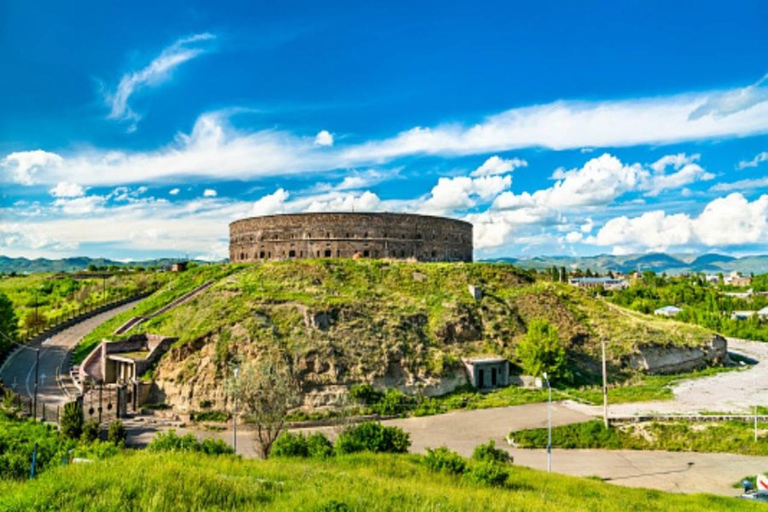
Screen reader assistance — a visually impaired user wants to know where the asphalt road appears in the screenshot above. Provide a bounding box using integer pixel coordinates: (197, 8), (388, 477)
(0, 300), (141, 406)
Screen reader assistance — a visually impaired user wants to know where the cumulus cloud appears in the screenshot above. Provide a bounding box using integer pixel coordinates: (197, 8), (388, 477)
(2, 150), (64, 185)
(643, 153), (714, 196)
(421, 175), (512, 215)
(106, 33), (215, 130)
(591, 193), (768, 253)
(50, 182), (85, 198)
(314, 130), (334, 146)
(470, 155), (527, 177)
(169, 188), (180, 195)
(251, 188), (290, 216)
(53, 195), (107, 215)
(203, 188), (217, 197)
(737, 151), (768, 170)
(710, 176), (768, 192)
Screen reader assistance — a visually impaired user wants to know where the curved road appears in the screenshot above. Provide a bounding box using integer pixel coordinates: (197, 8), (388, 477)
(0, 300), (141, 406)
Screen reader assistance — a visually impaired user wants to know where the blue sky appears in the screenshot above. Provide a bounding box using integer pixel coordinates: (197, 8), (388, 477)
(1, 1), (767, 261)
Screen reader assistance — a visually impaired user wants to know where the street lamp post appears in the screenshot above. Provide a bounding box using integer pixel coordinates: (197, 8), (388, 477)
(233, 367), (239, 454)
(33, 348), (40, 420)
(755, 371), (759, 443)
(543, 372), (552, 472)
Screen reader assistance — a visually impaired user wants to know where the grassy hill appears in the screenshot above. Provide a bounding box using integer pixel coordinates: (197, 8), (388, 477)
(0, 450), (753, 511)
(71, 260), (721, 413)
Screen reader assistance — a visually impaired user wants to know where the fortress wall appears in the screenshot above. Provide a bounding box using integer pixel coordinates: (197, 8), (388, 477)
(229, 212), (473, 263)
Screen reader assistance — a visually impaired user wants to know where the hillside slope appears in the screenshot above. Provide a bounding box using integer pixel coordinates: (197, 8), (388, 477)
(84, 260), (725, 412)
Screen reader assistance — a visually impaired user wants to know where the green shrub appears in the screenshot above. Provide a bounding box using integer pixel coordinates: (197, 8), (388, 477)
(464, 461), (509, 487)
(471, 440), (512, 464)
(60, 401), (84, 440)
(307, 432), (334, 458)
(335, 422), (411, 454)
(147, 429), (234, 455)
(107, 419), (127, 446)
(348, 384), (383, 405)
(313, 500), (351, 512)
(272, 432), (309, 458)
(517, 319), (566, 380)
(190, 410), (230, 422)
(80, 419), (100, 443)
(422, 446), (467, 475)
(370, 389), (414, 416)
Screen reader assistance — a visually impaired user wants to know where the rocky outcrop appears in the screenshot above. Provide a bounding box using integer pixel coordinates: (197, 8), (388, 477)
(626, 336), (728, 374)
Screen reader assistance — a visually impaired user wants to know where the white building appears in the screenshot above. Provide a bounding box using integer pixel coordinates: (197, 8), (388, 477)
(654, 305), (683, 317)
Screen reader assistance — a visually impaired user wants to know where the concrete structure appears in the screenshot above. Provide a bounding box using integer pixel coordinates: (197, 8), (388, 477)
(725, 271), (752, 287)
(229, 212), (473, 263)
(568, 277), (629, 291)
(80, 334), (176, 384)
(654, 305), (683, 317)
(462, 357), (509, 389)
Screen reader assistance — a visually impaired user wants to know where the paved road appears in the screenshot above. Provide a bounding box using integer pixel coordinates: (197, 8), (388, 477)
(0, 300), (141, 406)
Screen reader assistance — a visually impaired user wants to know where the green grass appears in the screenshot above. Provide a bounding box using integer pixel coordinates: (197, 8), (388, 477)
(0, 450), (756, 511)
(512, 419), (768, 456)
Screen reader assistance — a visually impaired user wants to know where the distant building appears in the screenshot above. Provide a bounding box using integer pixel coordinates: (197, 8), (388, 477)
(704, 274), (720, 284)
(758, 307), (768, 320)
(731, 310), (758, 320)
(462, 357), (509, 390)
(724, 271), (752, 287)
(568, 277), (629, 291)
(724, 289), (753, 299)
(654, 305), (683, 317)
(170, 261), (188, 272)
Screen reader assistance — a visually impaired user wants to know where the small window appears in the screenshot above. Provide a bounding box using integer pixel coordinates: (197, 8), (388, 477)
(431, 251), (437, 258)
(316, 250), (320, 257)
(346, 233), (350, 238)
(324, 249), (332, 257)
(400, 250), (405, 257)
(289, 250), (296, 258)
(364, 232), (368, 238)
(259, 251), (265, 259)
(363, 250), (370, 257)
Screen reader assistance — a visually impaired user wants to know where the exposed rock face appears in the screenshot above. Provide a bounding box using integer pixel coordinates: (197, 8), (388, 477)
(626, 336), (728, 374)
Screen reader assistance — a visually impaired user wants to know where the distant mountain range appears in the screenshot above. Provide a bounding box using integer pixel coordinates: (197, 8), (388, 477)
(484, 252), (768, 275)
(2, 252), (767, 275)
(0, 256), (199, 274)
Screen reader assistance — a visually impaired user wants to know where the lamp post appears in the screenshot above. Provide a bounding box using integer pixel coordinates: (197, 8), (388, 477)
(543, 371), (552, 472)
(33, 348), (39, 420)
(755, 371), (758, 443)
(233, 367), (239, 454)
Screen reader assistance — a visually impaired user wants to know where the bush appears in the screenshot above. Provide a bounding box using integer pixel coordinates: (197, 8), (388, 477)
(471, 440), (512, 464)
(370, 389), (414, 416)
(107, 419), (127, 446)
(81, 420), (100, 443)
(272, 432), (309, 458)
(60, 401), (84, 440)
(348, 384), (383, 406)
(335, 422), (411, 455)
(307, 432), (334, 458)
(464, 461), (509, 487)
(423, 446), (467, 475)
(147, 429), (234, 455)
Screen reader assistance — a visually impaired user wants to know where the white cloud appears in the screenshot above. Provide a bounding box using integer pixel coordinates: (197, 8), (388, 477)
(106, 33), (215, 130)
(565, 231), (583, 243)
(2, 150), (63, 185)
(169, 188), (180, 195)
(737, 151), (768, 170)
(53, 195), (107, 215)
(50, 182), (85, 198)
(5, 75), (768, 187)
(650, 153), (699, 173)
(711, 176), (768, 192)
(592, 193), (768, 253)
(421, 175), (511, 214)
(314, 130), (334, 147)
(251, 189), (290, 216)
(304, 191), (381, 213)
(203, 188), (217, 197)
(689, 73), (768, 120)
(470, 155), (527, 177)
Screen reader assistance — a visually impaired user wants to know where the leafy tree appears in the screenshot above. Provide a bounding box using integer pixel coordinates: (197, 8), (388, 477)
(560, 266), (567, 282)
(228, 352), (300, 458)
(23, 310), (46, 331)
(107, 419), (127, 446)
(0, 292), (18, 355)
(81, 419), (100, 443)
(517, 319), (566, 380)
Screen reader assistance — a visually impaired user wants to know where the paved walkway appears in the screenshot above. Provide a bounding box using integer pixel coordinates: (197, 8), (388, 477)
(0, 300), (141, 405)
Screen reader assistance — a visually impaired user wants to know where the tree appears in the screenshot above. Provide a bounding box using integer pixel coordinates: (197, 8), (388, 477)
(0, 292), (18, 355)
(228, 352), (300, 458)
(560, 266), (567, 282)
(61, 401), (84, 439)
(517, 319), (566, 380)
(23, 310), (46, 331)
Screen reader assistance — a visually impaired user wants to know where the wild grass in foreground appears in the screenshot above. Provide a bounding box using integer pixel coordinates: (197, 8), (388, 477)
(512, 419), (768, 456)
(0, 451), (755, 511)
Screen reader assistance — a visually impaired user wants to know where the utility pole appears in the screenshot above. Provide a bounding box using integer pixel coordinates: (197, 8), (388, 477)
(33, 348), (39, 420)
(755, 371), (758, 443)
(543, 372), (552, 472)
(233, 367), (239, 454)
(602, 338), (609, 428)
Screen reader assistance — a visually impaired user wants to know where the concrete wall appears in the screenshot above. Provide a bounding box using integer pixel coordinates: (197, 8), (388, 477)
(464, 360), (510, 389)
(229, 212), (473, 263)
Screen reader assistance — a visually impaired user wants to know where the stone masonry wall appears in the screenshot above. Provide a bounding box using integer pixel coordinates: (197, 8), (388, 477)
(229, 212), (473, 263)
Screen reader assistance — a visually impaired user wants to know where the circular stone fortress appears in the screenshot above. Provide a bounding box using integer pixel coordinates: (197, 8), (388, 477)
(229, 212), (473, 263)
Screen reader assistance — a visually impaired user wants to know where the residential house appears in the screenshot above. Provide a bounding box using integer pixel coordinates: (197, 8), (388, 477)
(654, 305), (683, 317)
